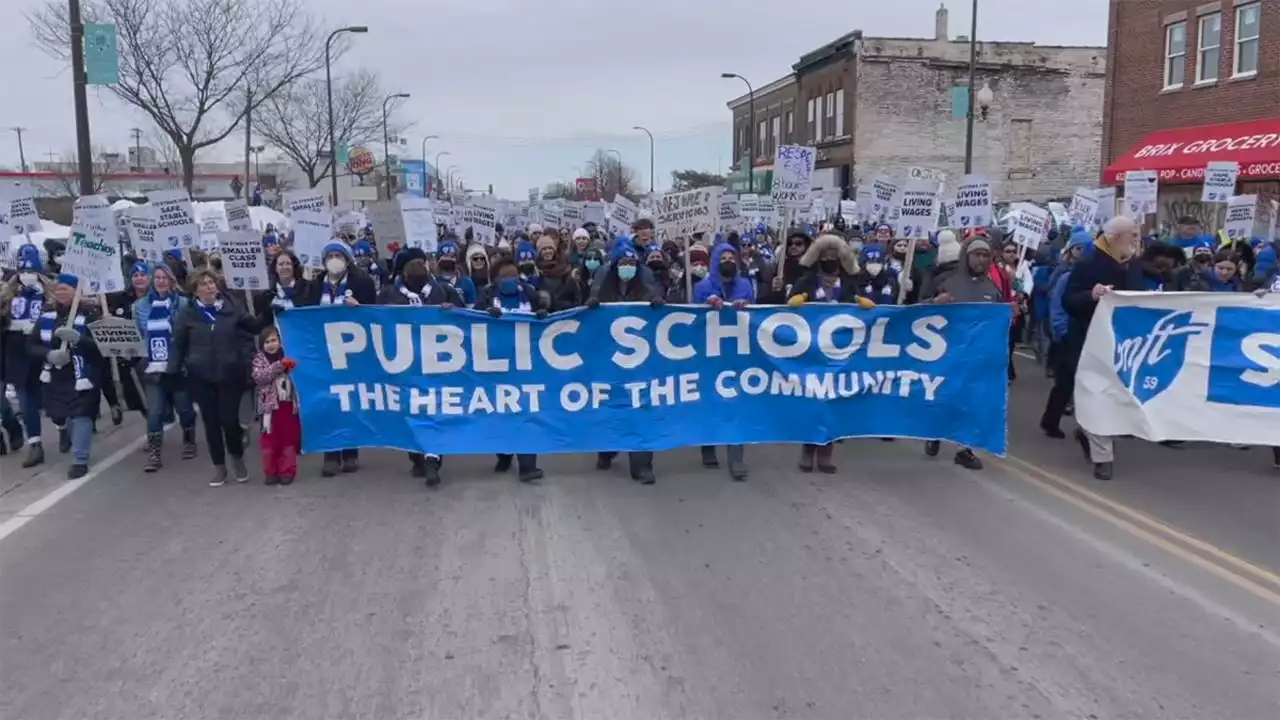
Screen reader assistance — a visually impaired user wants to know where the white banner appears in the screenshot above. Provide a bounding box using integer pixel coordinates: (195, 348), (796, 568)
(218, 230), (269, 292)
(63, 195), (124, 294)
(1077, 292), (1280, 446)
(952, 175), (992, 229)
(399, 196), (439, 252)
(1093, 186), (1117, 231)
(582, 201), (607, 226)
(1201, 161), (1239, 204)
(291, 210), (333, 269)
(656, 187), (722, 239)
(149, 189), (199, 251)
(771, 144), (816, 207)
(894, 178), (939, 240)
(738, 193), (759, 217)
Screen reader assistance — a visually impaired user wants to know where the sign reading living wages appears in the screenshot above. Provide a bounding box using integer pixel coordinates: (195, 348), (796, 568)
(894, 178), (939, 240)
(951, 175), (993, 229)
(88, 316), (146, 358)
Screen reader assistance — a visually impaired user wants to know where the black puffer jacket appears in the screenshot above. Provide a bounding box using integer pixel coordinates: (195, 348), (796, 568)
(168, 297), (256, 386)
(25, 303), (105, 419)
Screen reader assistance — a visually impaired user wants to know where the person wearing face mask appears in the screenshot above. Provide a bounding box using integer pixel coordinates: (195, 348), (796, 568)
(0, 244), (52, 463)
(475, 258), (549, 483)
(535, 233), (583, 310)
(1175, 241), (1215, 291)
(763, 231), (812, 304)
(692, 243), (757, 481)
(854, 244), (901, 305)
(686, 243), (711, 285)
(735, 234), (775, 301)
(299, 242), (375, 477)
(434, 238), (478, 307)
(641, 243), (681, 303)
(133, 262), (199, 470)
(886, 237), (924, 304)
(42, 238), (66, 275)
(586, 248), (664, 483)
(577, 247), (605, 299)
(96, 261), (150, 427)
(514, 240), (541, 289)
(26, 273), (106, 479)
(352, 240), (384, 291)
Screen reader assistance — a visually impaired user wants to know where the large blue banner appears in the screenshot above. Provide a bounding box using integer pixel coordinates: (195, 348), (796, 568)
(278, 303), (1011, 456)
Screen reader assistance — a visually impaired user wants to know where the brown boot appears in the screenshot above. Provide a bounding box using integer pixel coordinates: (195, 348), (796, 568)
(816, 444), (837, 474)
(798, 444), (816, 472)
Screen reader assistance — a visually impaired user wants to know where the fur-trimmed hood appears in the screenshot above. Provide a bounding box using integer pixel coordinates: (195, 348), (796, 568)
(799, 233), (858, 274)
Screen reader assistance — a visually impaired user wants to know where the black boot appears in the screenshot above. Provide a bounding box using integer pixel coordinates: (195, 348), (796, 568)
(143, 433), (163, 473)
(494, 454), (513, 472)
(700, 446), (719, 468)
(21, 442), (44, 468)
(954, 448), (983, 470)
(423, 456), (442, 487)
(1093, 462), (1113, 481)
(2, 419), (22, 453)
(924, 440), (941, 457)
(181, 427), (197, 460)
(58, 426), (71, 454)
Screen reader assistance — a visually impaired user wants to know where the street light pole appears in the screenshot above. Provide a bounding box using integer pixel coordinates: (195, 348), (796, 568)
(419, 134), (438, 196)
(382, 92), (410, 200)
(70, 0), (94, 196)
(434, 151), (451, 196)
(722, 73), (755, 193)
(325, 25), (369, 207)
(963, 0), (979, 174)
(632, 126), (655, 193)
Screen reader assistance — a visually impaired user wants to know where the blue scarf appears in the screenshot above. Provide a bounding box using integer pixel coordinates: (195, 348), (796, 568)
(494, 281), (532, 313)
(7, 283), (44, 333)
(144, 292), (176, 374)
(320, 274), (348, 305)
(272, 281), (297, 311)
(38, 310), (92, 391)
(195, 297), (222, 324)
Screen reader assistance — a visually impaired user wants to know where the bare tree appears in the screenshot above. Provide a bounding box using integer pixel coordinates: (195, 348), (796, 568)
(253, 71), (395, 189)
(542, 182), (582, 202)
(145, 128), (180, 175)
(41, 148), (125, 198)
(29, 0), (333, 191)
(584, 149), (639, 201)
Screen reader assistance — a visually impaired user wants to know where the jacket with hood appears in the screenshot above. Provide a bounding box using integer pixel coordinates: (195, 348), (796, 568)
(1, 266), (56, 386)
(534, 235), (583, 310)
(788, 233), (865, 304)
(1050, 271), (1072, 341)
(464, 244), (492, 301)
(434, 239), (478, 306)
(297, 264), (377, 307)
(692, 242), (756, 304)
(591, 248), (660, 304)
(853, 244), (901, 306)
(923, 240), (1005, 304)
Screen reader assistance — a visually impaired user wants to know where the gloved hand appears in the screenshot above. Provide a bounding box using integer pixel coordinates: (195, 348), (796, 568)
(281, 357), (297, 371)
(54, 327), (82, 345)
(855, 296), (877, 310)
(535, 309), (548, 319)
(586, 298), (600, 309)
(47, 348), (71, 368)
(650, 296), (666, 308)
(488, 306), (502, 318)
(787, 293), (807, 307)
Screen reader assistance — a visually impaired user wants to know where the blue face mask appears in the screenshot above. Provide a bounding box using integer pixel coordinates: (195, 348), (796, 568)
(617, 265), (637, 281)
(499, 278), (520, 295)
(584, 259), (600, 272)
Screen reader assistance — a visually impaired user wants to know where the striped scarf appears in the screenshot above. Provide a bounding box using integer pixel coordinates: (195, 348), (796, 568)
(7, 285), (44, 333)
(38, 311), (92, 391)
(319, 275), (348, 305)
(144, 293), (176, 374)
(271, 282), (297, 311)
(194, 298), (222, 324)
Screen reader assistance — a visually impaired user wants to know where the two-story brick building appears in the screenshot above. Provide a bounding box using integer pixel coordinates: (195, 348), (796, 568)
(1101, 0), (1280, 233)
(727, 3), (1107, 203)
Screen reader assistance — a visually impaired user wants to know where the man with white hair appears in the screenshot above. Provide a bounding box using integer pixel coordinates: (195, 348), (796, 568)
(1061, 215), (1144, 480)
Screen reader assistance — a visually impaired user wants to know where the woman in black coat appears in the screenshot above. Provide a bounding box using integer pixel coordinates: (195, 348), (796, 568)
(170, 269), (257, 487)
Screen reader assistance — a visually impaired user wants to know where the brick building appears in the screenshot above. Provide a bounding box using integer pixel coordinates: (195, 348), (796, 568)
(1101, 0), (1280, 233)
(726, 4), (1106, 203)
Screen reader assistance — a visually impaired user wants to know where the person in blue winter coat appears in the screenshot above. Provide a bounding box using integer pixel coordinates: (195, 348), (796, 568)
(514, 240), (540, 289)
(852, 244), (900, 306)
(433, 238), (477, 306)
(1041, 229), (1093, 436)
(691, 242), (754, 481)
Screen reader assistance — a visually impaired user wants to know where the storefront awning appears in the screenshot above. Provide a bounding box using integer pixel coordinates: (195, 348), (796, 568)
(1103, 117), (1280, 185)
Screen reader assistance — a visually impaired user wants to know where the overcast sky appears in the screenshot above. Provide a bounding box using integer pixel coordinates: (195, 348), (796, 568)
(0, 0), (1107, 198)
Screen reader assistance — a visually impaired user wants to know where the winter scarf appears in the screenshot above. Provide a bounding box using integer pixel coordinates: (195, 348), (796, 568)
(319, 274), (348, 305)
(144, 292), (178, 374)
(194, 297), (222, 324)
(272, 281), (298, 311)
(493, 280), (532, 313)
(812, 276), (844, 303)
(8, 283), (45, 333)
(38, 311), (92, 391)
(396, 278), (433, 306)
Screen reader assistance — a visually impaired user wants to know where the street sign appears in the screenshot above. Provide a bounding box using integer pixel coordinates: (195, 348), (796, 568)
(347, 147), (375, 176)
(83, 24), (119, 85)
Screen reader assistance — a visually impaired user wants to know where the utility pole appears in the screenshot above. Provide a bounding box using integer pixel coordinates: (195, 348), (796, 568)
(130, 127), (143, 172)
(11, 128), (28, 172)
(244, 88), (253, 202)
(70, 0), (95, 196)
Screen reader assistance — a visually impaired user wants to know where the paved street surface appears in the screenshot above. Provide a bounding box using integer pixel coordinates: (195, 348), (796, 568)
(2, 358), (1279, 720)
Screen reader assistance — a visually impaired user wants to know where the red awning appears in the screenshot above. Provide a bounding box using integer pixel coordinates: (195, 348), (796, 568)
(1103, 117), (1280, 185)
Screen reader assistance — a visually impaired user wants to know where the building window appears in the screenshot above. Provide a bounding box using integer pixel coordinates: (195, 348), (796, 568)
(758, 119), (767, 158)
(824, 91), (835, 138)
(771, 116), (781, 155)
(786, 110), (794, 142)
(814, 94), (823, 140)
(834, 88), (845, 136)
(1197, 13), (1221, 82)
(1164, 21), (1187, 88)
(1010, 118), (1032, 168)
(806, 98), (815, 143)
(1234, 3), (1261, 77)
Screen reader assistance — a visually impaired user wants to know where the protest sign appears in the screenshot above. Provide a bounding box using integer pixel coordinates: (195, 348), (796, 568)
(528, 187), (540, 204)
(224, 199), (253, 233)
(335, 213), (363, 237)
(128, 204), (162, 262)
(1224, 195), (1258, 241)
(1009, 205), (1050, 250)
(461, 200), (498, 246)
(894, 178), (940, 240)
(839, 199), (858, 226)
(283, 189), (329, 218)
(561, 202), (583, 227)
(399, 197), (439, 252)
(218, 230), (269, 292)
(1123, 170), (1159, 217)
(196, 203), (228, 252)
(870, 175), (899, 224)
(366, 201), (406, 257)
(1077, 292), (1280, 447)
(541, 204), (563, 229)
(1068, 188), (1099, 228)
(656, 187), (722, 238)
(1201, 161), (1239, 203)
(719, 194), (743, 230)
(6, 183), (41, 236)
(291, 210), (333, 269)
(952, 175), (992, 229)
(1092, 187), (1116, 231)
(63, 195), (123, 294)
(149, 189), (199, 251)
(87, 316), (146, 358)
(583, 201), (607, 226)
(739, 193), (760, 217)
(279, 303), (1012, 456)
(756, 195), (778, 226)
(608, 195), (638, 235)
(772, 145), (817, 207)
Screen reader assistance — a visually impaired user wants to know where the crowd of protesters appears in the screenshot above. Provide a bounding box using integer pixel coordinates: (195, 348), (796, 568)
(1, 209), (1277, 489)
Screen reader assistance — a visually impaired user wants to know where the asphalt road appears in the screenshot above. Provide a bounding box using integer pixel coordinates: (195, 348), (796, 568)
(1, 359), (1278, 720)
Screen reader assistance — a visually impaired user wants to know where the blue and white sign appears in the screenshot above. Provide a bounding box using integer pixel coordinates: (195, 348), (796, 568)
(278, 304), (1012, 456)
(1078, 292), (1280, 444)
(400, 159), (429, 198)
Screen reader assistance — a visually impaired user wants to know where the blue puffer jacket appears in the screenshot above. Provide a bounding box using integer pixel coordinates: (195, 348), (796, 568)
(692, 242), (756, 303)
(1050, 270), (1071, 341)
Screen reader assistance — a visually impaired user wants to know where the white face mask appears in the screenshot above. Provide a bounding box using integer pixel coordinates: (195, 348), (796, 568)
(19, 272), (40, 288)
(865, 262), (884, 277)
(325, 257), (347, 276)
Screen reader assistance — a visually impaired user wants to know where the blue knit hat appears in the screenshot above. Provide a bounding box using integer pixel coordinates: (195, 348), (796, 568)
(322, 240), (351, 260)
(16, 243), (42, 272)
(56, 273), (79, 289)
(515, 241), (536, 264)
(438, 239), (459, 257)
(352, 239), (374, 257)
(130, 261), (149, 278)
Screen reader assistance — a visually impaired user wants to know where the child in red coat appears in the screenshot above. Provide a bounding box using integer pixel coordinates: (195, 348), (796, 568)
(251, 326), (301, 485)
